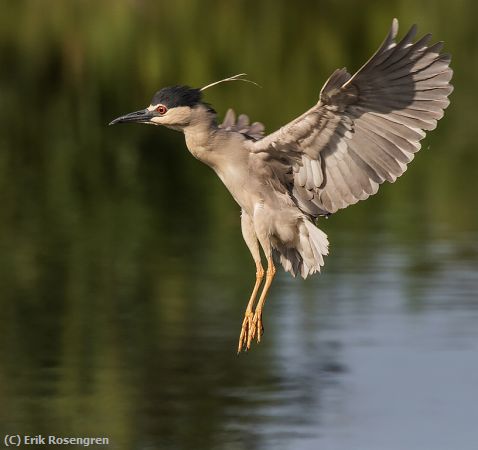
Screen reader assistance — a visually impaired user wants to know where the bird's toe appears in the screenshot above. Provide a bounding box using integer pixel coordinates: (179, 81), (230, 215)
(237, 311), (254, 353)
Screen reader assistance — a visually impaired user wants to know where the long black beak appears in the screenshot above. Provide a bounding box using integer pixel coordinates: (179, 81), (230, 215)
(109, 108), (153, 125)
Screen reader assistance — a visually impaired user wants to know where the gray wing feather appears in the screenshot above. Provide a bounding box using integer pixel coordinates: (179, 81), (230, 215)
(219, 108), (265, 141)
(249, 18), (453, 214)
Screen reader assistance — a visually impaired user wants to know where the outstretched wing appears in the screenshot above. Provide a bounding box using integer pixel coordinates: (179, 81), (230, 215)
(220, 108), (265, 141)
(248, 19), (453, 215)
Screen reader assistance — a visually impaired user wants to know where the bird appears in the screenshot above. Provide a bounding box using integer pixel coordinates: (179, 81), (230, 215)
(110, 19), (453, 353)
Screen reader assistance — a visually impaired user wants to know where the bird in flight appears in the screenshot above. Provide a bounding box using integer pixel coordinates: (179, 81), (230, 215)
(110, 19), (453, 353)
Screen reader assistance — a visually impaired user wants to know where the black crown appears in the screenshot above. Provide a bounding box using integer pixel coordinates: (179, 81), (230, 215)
(151, 85), (202, 108)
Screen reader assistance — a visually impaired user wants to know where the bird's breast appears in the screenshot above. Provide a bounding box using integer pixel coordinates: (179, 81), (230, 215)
(188, 144), (208, 161)
(214, 162), (258, 214)
(184, 130), (261, 213)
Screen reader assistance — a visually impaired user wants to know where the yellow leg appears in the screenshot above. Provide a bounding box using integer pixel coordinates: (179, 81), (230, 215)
(248, 256), (276, 348)
(237, 262), (264, 353)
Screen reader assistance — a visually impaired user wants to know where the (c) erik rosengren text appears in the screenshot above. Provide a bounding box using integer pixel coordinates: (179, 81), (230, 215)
(4, 434), (109, 447)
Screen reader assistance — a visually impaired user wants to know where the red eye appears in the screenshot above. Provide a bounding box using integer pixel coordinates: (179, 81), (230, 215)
(156, 105), (167, 115)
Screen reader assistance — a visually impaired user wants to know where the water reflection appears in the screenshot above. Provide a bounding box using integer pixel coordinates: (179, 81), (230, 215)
(1, 203), (477, 449)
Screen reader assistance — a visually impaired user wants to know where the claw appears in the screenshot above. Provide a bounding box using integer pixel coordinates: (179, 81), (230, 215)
(237, 311), (254, 353)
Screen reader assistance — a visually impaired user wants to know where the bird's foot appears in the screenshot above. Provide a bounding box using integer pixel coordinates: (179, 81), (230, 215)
(237, 309), (264, 353)
(237, 310), (254, 353)
(249, 310), (264, 345)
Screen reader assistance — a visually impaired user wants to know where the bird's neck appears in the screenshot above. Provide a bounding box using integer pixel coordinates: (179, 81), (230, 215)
(183, 107), (218, 164)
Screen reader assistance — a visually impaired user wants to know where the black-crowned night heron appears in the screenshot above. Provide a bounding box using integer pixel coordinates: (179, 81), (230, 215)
(110, 19), (453, 353)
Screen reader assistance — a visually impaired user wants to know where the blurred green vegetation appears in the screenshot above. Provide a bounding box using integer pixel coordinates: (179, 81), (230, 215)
(0, 1), (477, 449)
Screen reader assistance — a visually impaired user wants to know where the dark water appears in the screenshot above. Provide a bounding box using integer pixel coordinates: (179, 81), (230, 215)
(1, 1), (478, 449)
(1, 212), (477, 450)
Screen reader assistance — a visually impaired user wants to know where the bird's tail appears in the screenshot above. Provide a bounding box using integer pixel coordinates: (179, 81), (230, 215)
(273, 219), (329, 279)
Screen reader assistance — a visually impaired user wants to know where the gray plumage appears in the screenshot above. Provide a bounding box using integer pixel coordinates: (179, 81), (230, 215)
(251, 19), (452, 216)
(110, 19), (453, 352)
(219, 109), (265, 141)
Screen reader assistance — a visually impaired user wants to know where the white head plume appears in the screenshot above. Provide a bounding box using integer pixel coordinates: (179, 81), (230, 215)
(200, 73), (261, 92)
